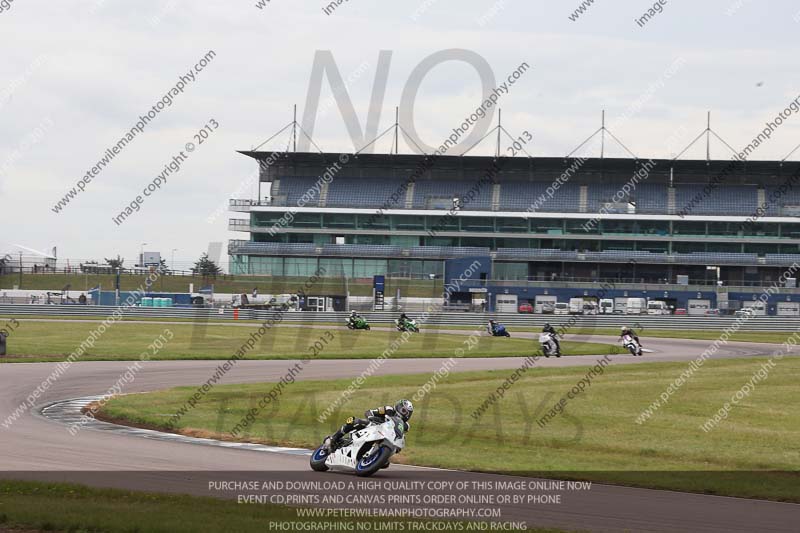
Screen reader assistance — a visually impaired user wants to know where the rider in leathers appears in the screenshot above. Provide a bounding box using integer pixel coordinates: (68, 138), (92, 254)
(542, 323), (561, 355)
(324, 399), (413, 452)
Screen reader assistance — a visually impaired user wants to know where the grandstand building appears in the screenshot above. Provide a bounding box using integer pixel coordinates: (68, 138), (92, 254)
(228, 151), (800, 313)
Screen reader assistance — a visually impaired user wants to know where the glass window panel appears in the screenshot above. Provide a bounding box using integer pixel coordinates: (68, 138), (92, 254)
(496, 217), (528, 233)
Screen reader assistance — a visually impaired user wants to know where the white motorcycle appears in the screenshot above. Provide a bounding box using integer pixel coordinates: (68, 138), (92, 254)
(621, 334), (643, 356)
(310, 416), (406, 477)
(540, 333), (561, 357)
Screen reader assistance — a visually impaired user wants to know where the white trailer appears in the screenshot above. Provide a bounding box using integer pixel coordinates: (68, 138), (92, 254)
(614, 297), (628, 314)
(553, 302), (569, 315)
(583, 301), (599, 315)
(626, 298), (647, 314)
(647, 300), (670, 315)
(569, 297), (585, 314)
(599, 298), (615, 314)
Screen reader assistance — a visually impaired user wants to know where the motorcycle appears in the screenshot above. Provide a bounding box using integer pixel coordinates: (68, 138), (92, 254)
(310, 416), (406, 477)
(540, 332), (561, 357)
(395, 318), (419, 332)
(488, 323), (511, 337)
(621, 334), (643, 356)
(346, 316), (371, 330)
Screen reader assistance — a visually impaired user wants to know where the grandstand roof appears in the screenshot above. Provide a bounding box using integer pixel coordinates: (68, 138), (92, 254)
(239, 151), (800, 184)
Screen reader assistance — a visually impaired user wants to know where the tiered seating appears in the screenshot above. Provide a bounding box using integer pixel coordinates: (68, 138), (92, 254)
(321, 244), (403, 256)
(326, 178), (400, 208)
(412, 180), (492, 210)
(763, 184), (800, 215)
(764, 253), (800, 265)
(230, 241), (770, 267)
(497, 181), (580, 211)
(680, 252), (758, 264)
(228, 242), (318, 255)
(271, 177), (324, 207)
(268, 176), (768, 216)
(493, 249), (762, 265)
(673, 185), (758, 215)
(633, 183), (669, 213)
(583, 250), (660, 261)
(585, 184), (630, 213)
(495, 248), (579, 261)
(408, 246), (491, 258)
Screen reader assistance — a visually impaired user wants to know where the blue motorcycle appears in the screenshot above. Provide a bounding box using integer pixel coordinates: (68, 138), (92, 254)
(488, 323), (511, 337)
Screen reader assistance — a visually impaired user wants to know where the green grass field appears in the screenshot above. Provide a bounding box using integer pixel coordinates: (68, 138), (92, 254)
(101, 358), (800, 502)
(0, 321), (616, 362)
(0, 480), (562, 533)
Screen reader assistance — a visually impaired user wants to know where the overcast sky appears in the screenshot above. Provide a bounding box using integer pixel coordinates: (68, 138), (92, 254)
(1, 0), (799, 270)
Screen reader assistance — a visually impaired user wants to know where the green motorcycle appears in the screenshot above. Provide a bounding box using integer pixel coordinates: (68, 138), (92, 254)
(346, 316), (371, 330)
(395, 317), (419, 333)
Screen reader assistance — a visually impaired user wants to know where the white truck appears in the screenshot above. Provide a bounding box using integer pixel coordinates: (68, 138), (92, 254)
(553, 302), (569, 315)
(647, 300), (670, 315)
(569, 297), (585, 314)
(626, 297), (647, 314)
(614, 297), (629, 314)
(599, 298), (615, 314)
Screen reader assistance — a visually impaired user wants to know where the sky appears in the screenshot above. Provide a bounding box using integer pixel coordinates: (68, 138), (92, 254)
(1, 0), (800, 271)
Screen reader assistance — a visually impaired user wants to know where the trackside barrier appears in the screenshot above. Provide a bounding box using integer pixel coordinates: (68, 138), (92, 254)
(0, 304), (796, 331)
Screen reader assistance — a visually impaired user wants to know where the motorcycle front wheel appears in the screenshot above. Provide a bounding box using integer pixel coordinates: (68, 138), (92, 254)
(309, 446), (330, 472)
(355, 446), (392, 477)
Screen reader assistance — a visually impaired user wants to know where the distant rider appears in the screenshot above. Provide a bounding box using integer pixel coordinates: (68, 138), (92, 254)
(542, 323), (561, 355)
(619, 326), (642, 347)
(348, 310), (361, 326)
(323, 399), (414, 452)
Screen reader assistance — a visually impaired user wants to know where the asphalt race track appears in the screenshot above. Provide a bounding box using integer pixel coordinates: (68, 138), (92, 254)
(1, 336), (798, 532)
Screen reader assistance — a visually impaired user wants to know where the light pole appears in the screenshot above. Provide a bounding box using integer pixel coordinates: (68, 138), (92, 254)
(140, 243), (148, 267)
(171, 248), (178, 273)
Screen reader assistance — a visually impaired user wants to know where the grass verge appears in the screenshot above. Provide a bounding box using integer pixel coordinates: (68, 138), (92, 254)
(101, 358), (800, 502)
(0, 479), (560, 532)
(0, 321), (615, 362)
